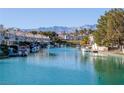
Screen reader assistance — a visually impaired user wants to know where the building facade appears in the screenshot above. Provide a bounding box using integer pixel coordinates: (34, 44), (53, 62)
(0, 25), (50, 45)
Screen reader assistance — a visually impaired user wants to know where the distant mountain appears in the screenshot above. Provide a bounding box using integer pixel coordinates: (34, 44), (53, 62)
(38, 26), (76, 32)
(79, 24), (97, 30)
(21, 25), (96, 32)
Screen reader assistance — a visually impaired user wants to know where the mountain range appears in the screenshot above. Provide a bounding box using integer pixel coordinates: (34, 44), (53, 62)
(21, 24), (96, 32)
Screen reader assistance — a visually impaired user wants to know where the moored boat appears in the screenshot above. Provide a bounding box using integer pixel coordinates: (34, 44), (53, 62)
(30, 43), (40, 53)
(18, 46), (30, 56)
(8, 45), (19, 57)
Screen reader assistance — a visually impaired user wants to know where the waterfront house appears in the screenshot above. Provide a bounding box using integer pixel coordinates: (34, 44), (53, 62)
(25, 32), (34, 42)
(92, 43), (108, 52)
(0, 25), (6, 45)
(6, 28), (17, 45)
(89, 35), (108, 52)
(58, 32), (83, 41)
(0, 30), (4, 45)
(35, 34), (42, 42)
(0, 25), (50, 46)
(41, 35), (50, 43)
(15, 30), (25, 42)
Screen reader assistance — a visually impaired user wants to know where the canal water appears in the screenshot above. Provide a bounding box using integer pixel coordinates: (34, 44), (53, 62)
(0, 47), (124, 85)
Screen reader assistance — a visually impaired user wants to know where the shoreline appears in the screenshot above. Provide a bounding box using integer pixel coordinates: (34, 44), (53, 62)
(0, 47), (124, 59)
(98, 51), (124, 57)
(0, 55), (9, 59)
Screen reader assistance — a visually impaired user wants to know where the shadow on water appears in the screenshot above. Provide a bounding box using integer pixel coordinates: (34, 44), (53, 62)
(93, 55), (124, 85)
(48, 53), (57, 57)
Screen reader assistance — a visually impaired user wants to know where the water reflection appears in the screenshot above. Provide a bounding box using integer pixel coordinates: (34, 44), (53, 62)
(26, 48), (82, 71)
(80, 52), (91, 62)
(1, 48), (124, 84)
(93, 55), (124, 84)
(48, 53), (57, 56)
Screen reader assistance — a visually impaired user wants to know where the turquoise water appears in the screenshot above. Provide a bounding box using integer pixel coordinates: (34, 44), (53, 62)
(0, 47), (124, 85)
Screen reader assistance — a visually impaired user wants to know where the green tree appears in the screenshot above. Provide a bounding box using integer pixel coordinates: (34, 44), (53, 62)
(80, 36), (89, 45)
(93, 8), (124, 49)
(30, 31), (38, 35)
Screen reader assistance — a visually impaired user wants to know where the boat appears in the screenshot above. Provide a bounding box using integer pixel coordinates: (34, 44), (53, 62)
(18, 46), (30, 56)
(30, 44), (40, 53)
(47, 44), (54, 48)
(8, 45), (19, 57)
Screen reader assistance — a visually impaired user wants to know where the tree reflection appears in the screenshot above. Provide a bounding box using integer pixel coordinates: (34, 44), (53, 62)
(93, 56), (124, 84)
(48, 53), (57, 57)
(80, 52), (91, 63)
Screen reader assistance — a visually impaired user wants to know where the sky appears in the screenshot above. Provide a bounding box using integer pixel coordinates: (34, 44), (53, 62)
(0, 8), (110, 29)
